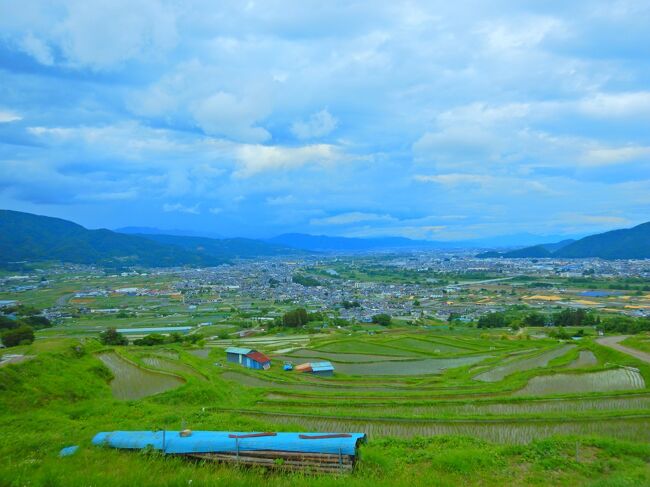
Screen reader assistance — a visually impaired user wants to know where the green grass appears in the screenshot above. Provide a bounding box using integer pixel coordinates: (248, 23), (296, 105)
(3, 330), (650, 486)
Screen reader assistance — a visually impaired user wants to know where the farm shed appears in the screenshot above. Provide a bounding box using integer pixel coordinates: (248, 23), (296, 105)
(295, 361), (335, 377)
(226, 347), (271, 370)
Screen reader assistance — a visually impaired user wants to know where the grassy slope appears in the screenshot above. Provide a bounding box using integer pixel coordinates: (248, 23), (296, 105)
(1, 338), (650, 486)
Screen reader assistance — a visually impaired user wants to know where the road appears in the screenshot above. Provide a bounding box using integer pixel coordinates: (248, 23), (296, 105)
(596, 335), (650, 364)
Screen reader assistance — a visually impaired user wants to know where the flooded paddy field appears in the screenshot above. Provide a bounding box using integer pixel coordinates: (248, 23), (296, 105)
(385, 337), (473, 354)
(332, 355), (491, 376)
(238, 412), (650, 444)
(259, 394), (650, 417)
(284, 349), (414, 362)
(566, 350), (598, 369)
(474, 345), (576, 382)
(514, 368), (645, 396)
(97, 352), (185, 400)
(140, 356), (207, 380)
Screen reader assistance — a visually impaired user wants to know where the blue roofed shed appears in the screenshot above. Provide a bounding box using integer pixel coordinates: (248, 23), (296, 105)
(226, 347), (271, 370)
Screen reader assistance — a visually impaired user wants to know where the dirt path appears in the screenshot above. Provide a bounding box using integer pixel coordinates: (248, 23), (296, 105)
(596, 335), (650, 364)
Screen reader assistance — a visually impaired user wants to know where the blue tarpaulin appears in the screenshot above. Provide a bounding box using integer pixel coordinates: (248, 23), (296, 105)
(59, 445), (79, 457)
(92, 431), (366, 457)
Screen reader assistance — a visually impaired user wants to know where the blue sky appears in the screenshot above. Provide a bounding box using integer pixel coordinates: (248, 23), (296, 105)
(0, 1), (649, 240)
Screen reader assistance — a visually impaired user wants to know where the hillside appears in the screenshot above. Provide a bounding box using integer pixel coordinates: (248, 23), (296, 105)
(133, 233), (303, 259)
(0, 210), (222, 268)
(478, 222), (650, 259)
(555, 222), (650, 259)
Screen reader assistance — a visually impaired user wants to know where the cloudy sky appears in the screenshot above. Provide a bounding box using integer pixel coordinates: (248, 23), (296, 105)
(1, 1), (649, 240)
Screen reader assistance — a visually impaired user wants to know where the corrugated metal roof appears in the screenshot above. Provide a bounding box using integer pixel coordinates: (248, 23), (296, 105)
(311, 361), (334, 372)
(225, 347), (252, 355)
(246, 351), (270, 363)
(93, 431), (366, 456)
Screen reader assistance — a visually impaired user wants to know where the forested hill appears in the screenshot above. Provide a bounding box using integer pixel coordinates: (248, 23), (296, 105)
(477, 222), (650, 259)
(132, 233), (303, 259)
(554, 222), (650, 259)
(0, 210), (223, 268)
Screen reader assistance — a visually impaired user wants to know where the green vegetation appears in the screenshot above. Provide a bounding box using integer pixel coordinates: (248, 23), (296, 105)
(2, 327), (650, 485)
(372, 314), (392, 326)
(1, 324), (35, 347)
(99, 328), (128, 346)
(292, 274), (322, 287)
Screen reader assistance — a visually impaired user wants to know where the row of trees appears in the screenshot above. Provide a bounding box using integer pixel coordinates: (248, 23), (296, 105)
(477, 309), (600, 329)
(99, 327), (204, 346)
(277, 308), (326, 327)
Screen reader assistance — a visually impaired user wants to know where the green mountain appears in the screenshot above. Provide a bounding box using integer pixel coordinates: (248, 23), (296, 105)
(0, 210), (223, 268)
(478, 222), (650, 260)
(555, 222), (650, 259)
(132, 233), (302, 259)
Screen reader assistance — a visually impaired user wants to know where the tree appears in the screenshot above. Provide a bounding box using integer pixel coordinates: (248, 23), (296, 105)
(477, 312), (507, 328)
(21, 315), (52, 330)
(0, 315), (18, 331)
(523, 312), (546, 327)
(1, 325), (35, 347)
(133, 333), (166, 346)
(282, 308), (309, 327)
(99, 328), (128, 346)
(372, 314), (392, 326)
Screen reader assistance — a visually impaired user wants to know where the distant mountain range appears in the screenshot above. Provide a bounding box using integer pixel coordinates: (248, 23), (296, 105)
(132, 233), (303, 259)
(477, 222), (650, 260)
(0, 210), (299, 268)
(3, 209), (645, 266)
(266, 233), (450, 251)
(116, 226), (223, 239)
(265, 232), (582, 252)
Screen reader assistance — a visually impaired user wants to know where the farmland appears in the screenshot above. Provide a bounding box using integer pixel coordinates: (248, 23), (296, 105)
(2, 257), (650, 485)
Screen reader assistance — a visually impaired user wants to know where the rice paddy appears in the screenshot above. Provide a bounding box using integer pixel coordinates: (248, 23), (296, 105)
(236, 412), (650, 444)
(473, 345), (576, 382)
(331, 355), (492, 376)
(97, 351), (185, 400)
(514, 368), (645, 396)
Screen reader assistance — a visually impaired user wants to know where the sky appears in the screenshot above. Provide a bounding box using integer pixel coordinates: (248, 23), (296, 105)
(0, 1), (649, 241)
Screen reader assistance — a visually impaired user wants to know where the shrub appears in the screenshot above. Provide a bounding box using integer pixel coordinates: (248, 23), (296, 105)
(372, 314), (392, 326)
(1, 325), (35, 347)
(99, 327), (128, 346)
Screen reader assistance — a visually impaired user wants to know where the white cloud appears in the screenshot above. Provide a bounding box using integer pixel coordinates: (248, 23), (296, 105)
(291, 109), (338, 140)
(582, 145), (650, 166)
(162, 203), (200, 214)
(209, 207), (223, 215)
(578, 92), (650, 118)
(0, 110), (22, 123)
(233, 143), (340, 178)
(414, 173), (490, 186)
(266, 195), (296, 205)
(310, 212), (396, 226)
(191, 92), (270, 142)
(19, 33), (54, 65)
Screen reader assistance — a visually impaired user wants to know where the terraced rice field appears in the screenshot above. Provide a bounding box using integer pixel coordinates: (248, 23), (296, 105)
(566, 350), (598, 369)
(514, 368), (645, 396)
(207, 331), (650, 446)
(237, 412), (650, 444)
(140, 356), (206, 380)
(259, 394), (650, 417)
(473, 345), (576, 382)
(332, 355), (491, 376)
(386, 337), (472, 354)
(97, 352), (185, 400)
(316, 340), (424, 356)
(285, 349), (413, 362)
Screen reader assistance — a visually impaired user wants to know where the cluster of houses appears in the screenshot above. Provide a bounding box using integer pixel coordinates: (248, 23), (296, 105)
(225, 347), (334, 376)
